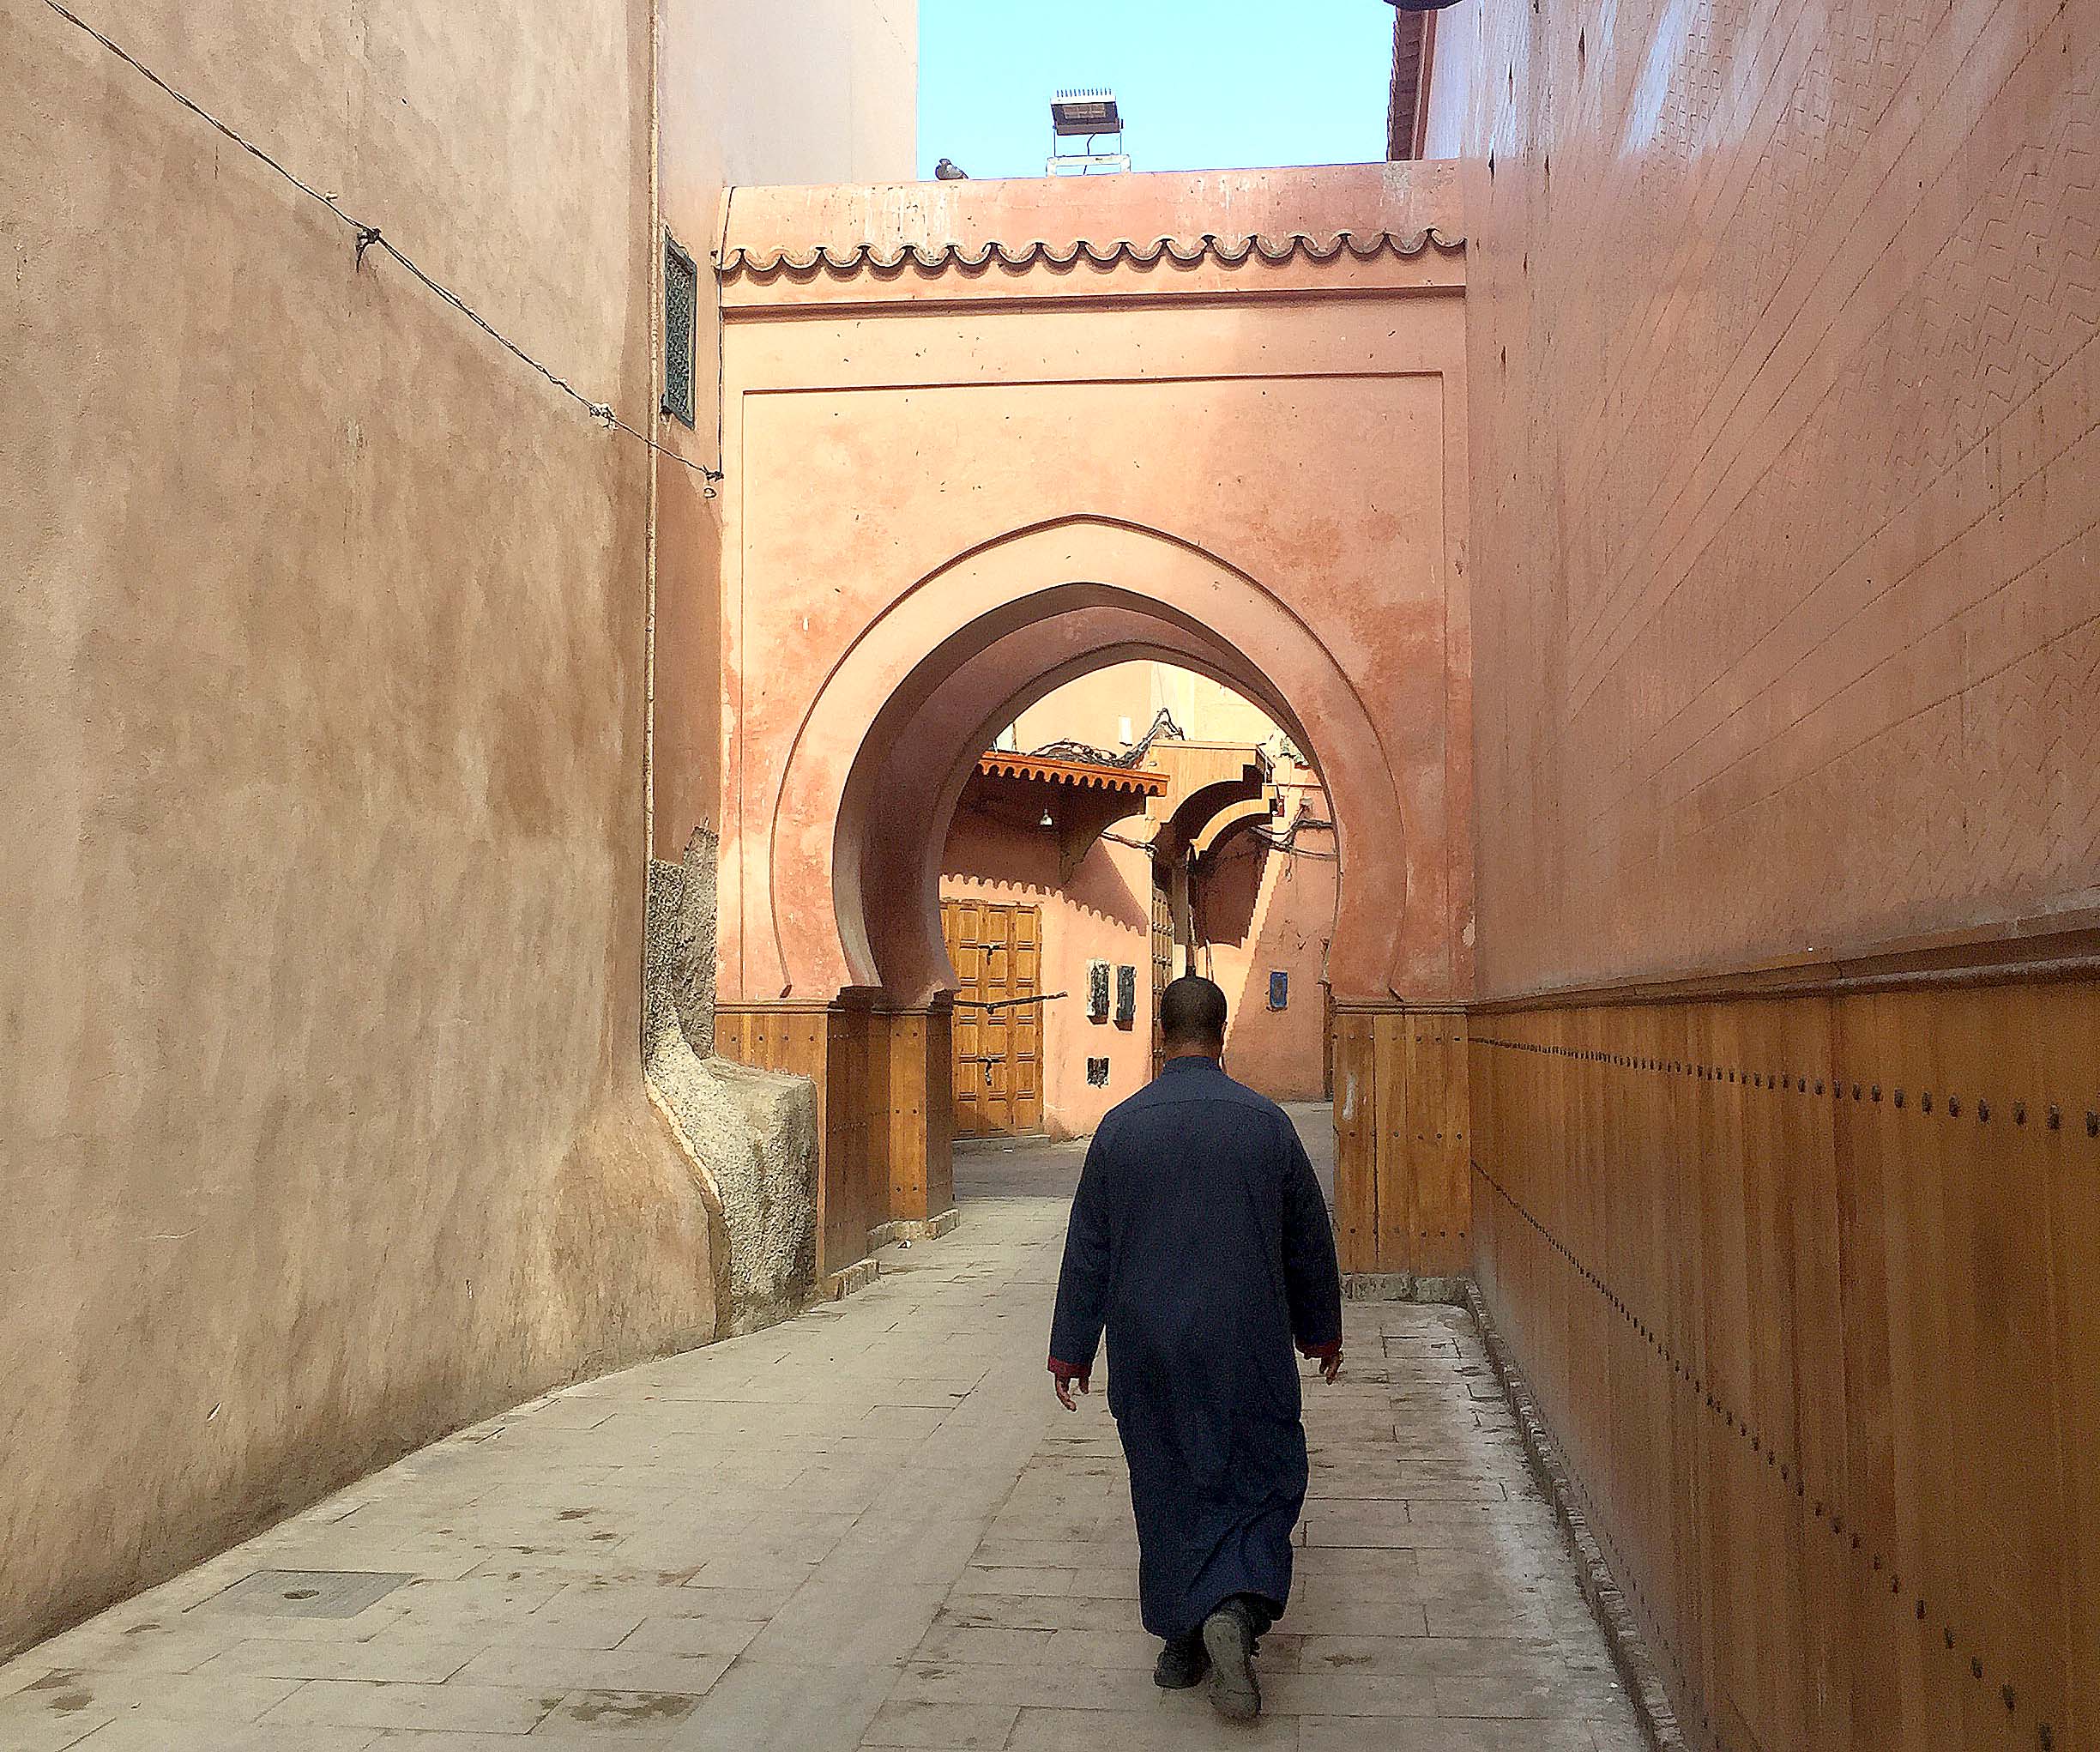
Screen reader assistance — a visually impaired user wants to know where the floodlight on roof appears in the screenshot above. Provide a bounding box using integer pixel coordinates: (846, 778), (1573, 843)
(1047, 88), (1129, 177)
(1052, 88), (1123, 136)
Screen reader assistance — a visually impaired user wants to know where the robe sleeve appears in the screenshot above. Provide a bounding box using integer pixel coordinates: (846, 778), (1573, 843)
(1281, 1121), (1343, 1353)
(1047, 1128), (1114, 1372)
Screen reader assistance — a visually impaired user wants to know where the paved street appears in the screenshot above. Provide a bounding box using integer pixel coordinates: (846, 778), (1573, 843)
(1, 1121), (1644, 1750)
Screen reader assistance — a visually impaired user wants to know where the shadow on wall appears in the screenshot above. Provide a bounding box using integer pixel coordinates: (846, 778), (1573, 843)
(1204, 823), (1337, 1103)
(645, 828), (819, 1332)
(940, 807), (1151, 935)
(1198, 833), (1267, 947)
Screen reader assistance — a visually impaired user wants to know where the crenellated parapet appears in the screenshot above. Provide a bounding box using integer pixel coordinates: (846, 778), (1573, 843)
(716, 162), (1466, 310)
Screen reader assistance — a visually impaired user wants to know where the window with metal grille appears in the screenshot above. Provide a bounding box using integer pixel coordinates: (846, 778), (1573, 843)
(662, 233), (697, 427)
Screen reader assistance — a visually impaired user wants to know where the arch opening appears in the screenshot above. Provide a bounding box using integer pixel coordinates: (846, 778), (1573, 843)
(746, 517), (1420, 1015)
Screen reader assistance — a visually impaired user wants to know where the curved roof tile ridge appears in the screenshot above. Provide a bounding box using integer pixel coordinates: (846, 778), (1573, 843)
(718, 226), (1466, 281)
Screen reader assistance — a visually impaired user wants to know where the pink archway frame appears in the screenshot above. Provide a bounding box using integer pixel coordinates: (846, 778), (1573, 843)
(741, 517), (1421, 1007)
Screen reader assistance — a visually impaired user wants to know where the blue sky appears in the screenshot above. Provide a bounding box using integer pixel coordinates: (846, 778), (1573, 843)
(914, 2), (1396, 181)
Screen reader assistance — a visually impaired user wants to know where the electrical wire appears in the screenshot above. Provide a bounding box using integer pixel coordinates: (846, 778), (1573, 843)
(1024, 708), (1187, 770)
(39, 0), (723, 488)
(1242, 813), (1337, 860)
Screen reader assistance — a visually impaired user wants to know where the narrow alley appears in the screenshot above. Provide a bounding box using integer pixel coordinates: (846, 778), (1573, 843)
(0, 1123), (1643, 1752)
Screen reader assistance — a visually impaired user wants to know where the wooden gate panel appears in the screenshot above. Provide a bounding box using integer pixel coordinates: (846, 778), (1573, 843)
(943, 897), (1043, 1138)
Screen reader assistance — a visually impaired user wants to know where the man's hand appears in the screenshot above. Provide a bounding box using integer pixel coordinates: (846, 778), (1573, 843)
(1301, 1339), (1343, 1383)
(1049, 1358), (1091, 1411)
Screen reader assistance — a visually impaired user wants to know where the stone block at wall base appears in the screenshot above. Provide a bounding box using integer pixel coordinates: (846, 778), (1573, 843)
(647, 851), (819, 1329)
(868, 1208), (960, 1248)
(1343, 1271), (1469, 1305)
(820, 1257), (883, 1301)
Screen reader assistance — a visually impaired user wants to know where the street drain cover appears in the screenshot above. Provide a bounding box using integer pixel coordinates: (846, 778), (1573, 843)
(198, 1568), (412, 1618)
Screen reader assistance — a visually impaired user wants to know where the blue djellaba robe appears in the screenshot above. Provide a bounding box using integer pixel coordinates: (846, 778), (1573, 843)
(1047, 1055), (1343, 1640)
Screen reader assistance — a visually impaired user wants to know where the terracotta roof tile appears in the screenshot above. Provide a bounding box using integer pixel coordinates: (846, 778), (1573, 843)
(975, 752), (1168, 794)
(719, 227), (1465, 281)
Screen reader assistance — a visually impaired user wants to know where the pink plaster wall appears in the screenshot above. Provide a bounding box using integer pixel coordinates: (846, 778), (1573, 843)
(1454, 0), (2100, 994)
(715, 163), (1472, 1015)
(1198, 770), (1338, 1102)
(721, 160), (1460, 263)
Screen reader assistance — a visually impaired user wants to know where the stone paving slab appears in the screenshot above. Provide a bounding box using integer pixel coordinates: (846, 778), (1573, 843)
(1, 1130), (1646, 1750)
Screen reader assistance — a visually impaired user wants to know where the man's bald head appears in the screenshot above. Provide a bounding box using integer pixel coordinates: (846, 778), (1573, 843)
(1160, 975), (1228, 1054)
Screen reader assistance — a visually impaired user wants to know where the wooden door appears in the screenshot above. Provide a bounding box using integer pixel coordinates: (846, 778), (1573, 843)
(943, 898), (1044, 1137)
(1150, 868), (1174, 1079)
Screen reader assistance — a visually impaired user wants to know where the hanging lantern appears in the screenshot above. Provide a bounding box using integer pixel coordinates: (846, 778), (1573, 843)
(1384, 0), (1464, 10)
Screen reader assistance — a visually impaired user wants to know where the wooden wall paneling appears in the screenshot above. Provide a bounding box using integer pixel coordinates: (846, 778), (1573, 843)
(882, 1005), (955, 1226)
(1835, 990), (1934, 1752)
(1747, 1000), (1805, 1743)
(2036, 982), (2099, 1749)
(884, 1010), (926, 1224)
(1373, 1009), (1409, 1272)
(824, 1002), (872, 1274)
(1471, 976), (2097, 1752)
(1343, 1006), (1475, 1278)
(1929, 990), (2016, 1751)
(925, 1000), (956, 1218)
(1409, 1012), (1470, 1277)
(717, 1000), (874, 1281)
(864, 1006), (896, 1239)
(1439, 1014), (1471, 1272)
(1333, 1010), (1376, 1273)
(1958, 983), (2070, 1739)
(1870, 988), (1971, 1752)
(1789, 1000), (1839, 1744)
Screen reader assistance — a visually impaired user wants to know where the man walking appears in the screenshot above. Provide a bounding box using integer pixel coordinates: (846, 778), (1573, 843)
(1047, 975), (1343, 1722)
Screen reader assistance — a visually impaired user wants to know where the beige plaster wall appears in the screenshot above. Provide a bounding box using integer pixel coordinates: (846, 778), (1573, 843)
(0, 0), (912, 1661)
(651, 0), (917, 860)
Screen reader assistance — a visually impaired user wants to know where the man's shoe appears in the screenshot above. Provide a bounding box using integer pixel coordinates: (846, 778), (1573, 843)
(1153, 1634), (1208, 1689)
(1201, 1604), (1260, 1720)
